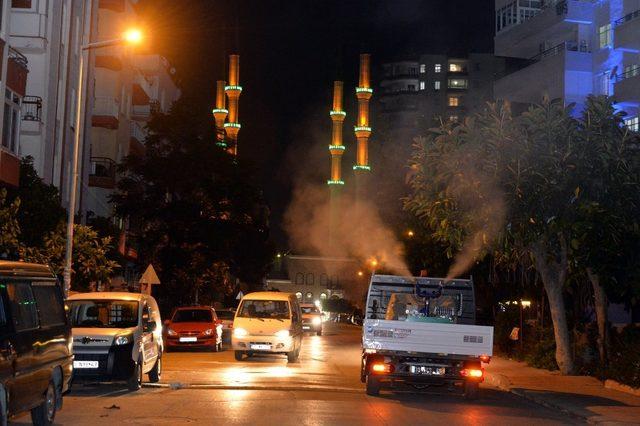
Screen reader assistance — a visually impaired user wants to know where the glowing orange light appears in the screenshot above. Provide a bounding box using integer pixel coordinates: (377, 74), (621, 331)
(123, 28), (143, 45)
(357, 271), (364, 277)
(370, 259), (378, 267)
(371, 363), (392, 373)
(461, 368), (483, 378)
(407, 230), (414, 237)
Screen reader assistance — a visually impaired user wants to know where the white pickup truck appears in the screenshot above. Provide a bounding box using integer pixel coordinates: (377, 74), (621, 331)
(361, 274), (493, 399)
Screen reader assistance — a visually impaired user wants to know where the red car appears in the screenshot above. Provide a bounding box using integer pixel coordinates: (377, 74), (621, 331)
(164, 306), (223, 351)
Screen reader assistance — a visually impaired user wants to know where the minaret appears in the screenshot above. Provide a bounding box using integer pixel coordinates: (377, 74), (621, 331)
(354, 54), (372, 203)
(224, 54), (242, 156)
(328, 81), (346, 249)
(212, 80), (228, 148)
(354, 54), (372, 172)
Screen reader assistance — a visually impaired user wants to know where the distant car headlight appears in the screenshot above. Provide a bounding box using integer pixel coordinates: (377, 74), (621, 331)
(115, 335), (131, 345)
(204, 328), (213, 336)
(167, 328), (177, 336)
(312, 316), (322, 326)
(233, 327), (248, 338)
(275, 329), (290, 338)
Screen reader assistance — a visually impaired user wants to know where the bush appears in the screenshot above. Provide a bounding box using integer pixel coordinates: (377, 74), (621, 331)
(607, 325), (640, 388)
(524, 326), (558, 371)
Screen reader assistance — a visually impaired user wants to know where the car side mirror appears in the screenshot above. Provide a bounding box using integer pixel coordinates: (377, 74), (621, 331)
(144, 321), (157, 333)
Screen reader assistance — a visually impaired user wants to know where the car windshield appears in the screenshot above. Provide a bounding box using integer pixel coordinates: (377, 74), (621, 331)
(172, 309), (213, 323)
(238, 300), (290, 319)
(301, 306), (319, 314)
(69, 300), (138, 328)
(216, 310), (235, 320)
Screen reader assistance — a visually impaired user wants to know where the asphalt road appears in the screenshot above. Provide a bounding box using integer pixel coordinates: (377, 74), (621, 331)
(10, 323), (581, 425)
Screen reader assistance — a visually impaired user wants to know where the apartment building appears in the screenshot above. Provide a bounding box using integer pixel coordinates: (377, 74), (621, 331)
(82, 0), (179, 220)
(494, 0), (640, 129)
(378, 54), (506, 130)
(9, 0), (91, 205)
(0, 1), (29, 188)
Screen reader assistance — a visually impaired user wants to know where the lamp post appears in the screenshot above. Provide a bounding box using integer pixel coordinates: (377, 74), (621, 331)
(63, 29), (143, 298)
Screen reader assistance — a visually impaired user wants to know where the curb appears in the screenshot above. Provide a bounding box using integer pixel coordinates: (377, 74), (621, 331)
(484, 372), (592, 424)
(604, 379), (640, 397)
(143, 382), (363, 393)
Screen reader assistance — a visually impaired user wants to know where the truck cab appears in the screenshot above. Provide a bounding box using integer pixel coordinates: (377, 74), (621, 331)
(361, 274), (493, 399)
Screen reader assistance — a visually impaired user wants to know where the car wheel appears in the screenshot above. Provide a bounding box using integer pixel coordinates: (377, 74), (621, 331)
(31, 381), (57, 425)
(148, 355), (162, 383)
(365, 375), (380, 397)
(127, 360), (143, 391)
(464, 380), (479, 400)
(234, 350), (244, 361)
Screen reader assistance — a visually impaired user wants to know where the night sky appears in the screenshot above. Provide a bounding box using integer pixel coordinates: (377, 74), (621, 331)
(138, 0), (494, 246)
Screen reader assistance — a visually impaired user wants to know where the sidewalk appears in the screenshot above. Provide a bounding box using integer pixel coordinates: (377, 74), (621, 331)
(484, 357), (640, 424)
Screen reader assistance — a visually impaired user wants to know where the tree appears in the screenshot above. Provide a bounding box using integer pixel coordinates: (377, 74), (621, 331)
(0, 188), (20, 259)
(112, 96), (273, 308)
(406, 100), (581, 374)
(21, 224), (118, 292)
(6, 157), (66, 247)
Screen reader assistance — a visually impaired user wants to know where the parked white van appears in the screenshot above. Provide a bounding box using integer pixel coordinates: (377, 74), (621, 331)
(67, 292), (163, 390)
(232, 292), (302, 362)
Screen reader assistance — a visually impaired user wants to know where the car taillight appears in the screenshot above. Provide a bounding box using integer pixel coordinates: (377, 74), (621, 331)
(460, 368), (483, 378)
(371, 362), (394, 374)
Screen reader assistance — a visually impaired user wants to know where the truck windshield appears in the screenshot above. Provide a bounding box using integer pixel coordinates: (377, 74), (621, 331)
(69, 300), (138, 328)
(172, 309), (213, 323)
(301, 306), (319, 314)
(238, 300), (290, 319)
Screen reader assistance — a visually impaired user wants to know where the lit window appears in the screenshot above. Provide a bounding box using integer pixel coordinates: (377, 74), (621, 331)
(625, 116), (639, 132)
(449, 63), (463, 72)
(434, 81), (441, 90)
(420, 64), (426, 73)
(306, 292), (313, 300)
(448, 96), (459, 107)
(448, 78), (468, 89)
(419, 81), (425, 90)
(295, 292), (302, 300)
(599, 24), (612, 49)
(434, 64), (441, 73)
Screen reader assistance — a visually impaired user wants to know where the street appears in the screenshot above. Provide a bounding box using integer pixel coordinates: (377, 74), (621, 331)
(10, 323), (577, 425)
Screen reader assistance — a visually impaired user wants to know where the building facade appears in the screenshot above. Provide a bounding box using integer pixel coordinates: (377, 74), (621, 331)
(0, 0), (30, 188)
(494, 0), (640, 129)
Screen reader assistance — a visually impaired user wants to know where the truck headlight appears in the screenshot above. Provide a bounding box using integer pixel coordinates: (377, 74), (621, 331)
(312, 316), (322, 326)
(233, 327), (248, 338)
(275, 330), (290, 338)
(115, 335), (131, 345)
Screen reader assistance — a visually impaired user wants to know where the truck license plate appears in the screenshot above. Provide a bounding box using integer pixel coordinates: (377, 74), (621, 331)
(179, 337), (197, 342)
(409, 366), (446, 375)
(250, 344), (271, 350)
(74, 360), (99, 369)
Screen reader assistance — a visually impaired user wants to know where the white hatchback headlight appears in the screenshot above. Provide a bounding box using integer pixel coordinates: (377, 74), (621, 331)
(233, 327), (248, 338)
(275, 329), (290, 338)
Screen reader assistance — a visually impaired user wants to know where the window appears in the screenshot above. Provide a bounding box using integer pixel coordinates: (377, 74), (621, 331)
(319, 273), (327, 286)
(624, 64), (640, 79)
(448, 96), (460, 107)
(295, 273), (304, 285)
(420, 64), (426, 73)
(448, 78), (468, 89)
(238, 300), (290, 319)
(6, 282), (39, 331)
(419, 81), (425, 90)
(2, 89), (21, 152)
(305, 292), (313, 300)
(434, 64), (441, 73)
(599, 24), (612, 49)
(434, 81), (441, 91)
(305, 273), (314, 285)
(409, 67), (417, 75)
(599, 72), (611, 96)
(625, 116), (639, 132)
(32, 283), (66, 327)
(449, 63), (463, 72)
(172, 309), (213, 323)
(408, 84), (416, 91)
(69, 300), (139, 328)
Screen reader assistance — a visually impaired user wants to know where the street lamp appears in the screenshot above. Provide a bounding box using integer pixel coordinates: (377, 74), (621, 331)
(63, 28), (144, 297)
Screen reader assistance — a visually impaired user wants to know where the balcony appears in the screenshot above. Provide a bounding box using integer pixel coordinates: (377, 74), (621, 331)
(495, 0), (595, 58)
(7, 47), (28, 96)
(131, 99), (160, 121)
(129, 121), (147, 155)
(614, 69), (640, 110)
(614, 9), (640, 53)
(22, 96), (42, 122)
(133, 73), (153, 105)
(494, 41), (592, 108)
(88, 157), (116, 189)
(92, 96), (120, 129)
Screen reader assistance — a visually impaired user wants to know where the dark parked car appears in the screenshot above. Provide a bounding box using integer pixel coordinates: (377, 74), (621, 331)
(0, 261), (73, 425)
